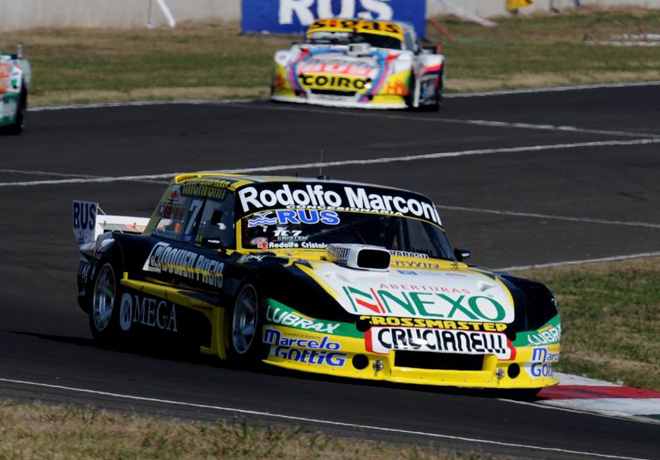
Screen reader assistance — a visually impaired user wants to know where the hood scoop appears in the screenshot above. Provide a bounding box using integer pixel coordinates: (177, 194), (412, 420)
(326, 244), (390, 271)
(347, 43), (371, 57)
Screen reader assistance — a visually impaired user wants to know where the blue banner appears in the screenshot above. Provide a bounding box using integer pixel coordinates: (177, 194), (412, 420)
(241, 0), (427, 38)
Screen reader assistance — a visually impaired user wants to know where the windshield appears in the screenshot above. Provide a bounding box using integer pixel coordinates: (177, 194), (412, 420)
(306, 31), (403, 50)
(242, 210), (454, 260)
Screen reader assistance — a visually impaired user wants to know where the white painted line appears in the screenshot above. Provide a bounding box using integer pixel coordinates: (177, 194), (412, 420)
(0, 168), (98, 178)
(0, 377), (651, 460)
(28, 90), (660, 139)
(444, 81), (660, 98)
(497, 251), (660, 272)
(1, 138), (659, 188)
(435, 205), (660, 229)
(435, 119), (660, 139)
(244, 104), (660, 139)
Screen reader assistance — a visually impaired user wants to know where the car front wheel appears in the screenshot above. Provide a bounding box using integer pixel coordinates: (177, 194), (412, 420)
(227, 282), (265, 364)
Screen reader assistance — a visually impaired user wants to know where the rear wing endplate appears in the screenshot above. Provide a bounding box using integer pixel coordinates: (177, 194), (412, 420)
(73, 200), (149, 245)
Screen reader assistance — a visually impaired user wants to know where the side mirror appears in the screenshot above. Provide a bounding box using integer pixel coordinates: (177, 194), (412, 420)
(199, 237), (226, 253)
(210, 210), (224, 227)
(454, 248), (471, 262)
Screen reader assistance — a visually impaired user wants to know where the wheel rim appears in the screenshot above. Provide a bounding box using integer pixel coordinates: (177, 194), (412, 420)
(93, 264), (116, 332)
(231, 285), (258, 354)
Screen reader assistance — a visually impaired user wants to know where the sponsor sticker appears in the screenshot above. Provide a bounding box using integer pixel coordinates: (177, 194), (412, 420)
(263, 328), (341, 350)
(514, 318), (561, 347)
(119, 292), (178, 332)
(236, 183), (441, 226)
(247, 209), (340, 228)
(265, 326), (346, 367)
(344, 285), (511, 322)
(367, 327), (512, 359)
(527, 362), (554, 378)
(72, 201), (98, 245)
(298, 59), (375, 77)
(359, 315), (507, 332)
(299, 74), (371, 91)
(266, 304), (341, 334)
(181, 179), (231, 200)
(142, 242), (224, 288)
(531, 347), (560, 363)
(390, 250), (429, 259)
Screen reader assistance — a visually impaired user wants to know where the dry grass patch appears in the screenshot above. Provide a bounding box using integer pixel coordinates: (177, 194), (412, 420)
(0, 401), (503, 460)
(448, 70), (660, 92)
(513, 257), (660, 389)
(31, 86), (268, 106)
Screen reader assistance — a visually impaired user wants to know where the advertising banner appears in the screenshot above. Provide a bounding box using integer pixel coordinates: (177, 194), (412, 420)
(241, 0), (427, 38)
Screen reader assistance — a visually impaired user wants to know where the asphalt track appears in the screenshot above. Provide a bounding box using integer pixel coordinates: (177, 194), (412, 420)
(1, 84), (660, 459)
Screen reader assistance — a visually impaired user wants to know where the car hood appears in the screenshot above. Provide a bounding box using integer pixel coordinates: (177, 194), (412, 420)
(294, 50), (385, 80)
(298, 259), (515, 324)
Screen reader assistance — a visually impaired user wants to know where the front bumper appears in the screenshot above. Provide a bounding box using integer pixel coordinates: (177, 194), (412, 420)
(271, 93), (407, 110)
(261, 323), (559, 389)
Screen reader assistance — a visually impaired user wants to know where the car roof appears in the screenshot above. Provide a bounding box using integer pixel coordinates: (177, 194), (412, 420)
(306, 18), (411, 40)
(174, 173), (429, 198)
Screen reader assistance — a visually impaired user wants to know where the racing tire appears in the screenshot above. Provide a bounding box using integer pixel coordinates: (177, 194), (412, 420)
(225, 282), (266, 365)
(6, 86), (27, 135)
(89, 260), (127, 344)
(419, 74), (442, 113)
(405, 74), (418, 111)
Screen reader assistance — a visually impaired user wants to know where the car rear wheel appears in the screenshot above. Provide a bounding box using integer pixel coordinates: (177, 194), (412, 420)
(6, 86), (27, 135)
(90, 261), (124, 343)
(227, 282), (265, 364)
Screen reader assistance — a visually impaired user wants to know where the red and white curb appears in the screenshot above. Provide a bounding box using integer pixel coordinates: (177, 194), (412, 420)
(538, 373), (660, 422)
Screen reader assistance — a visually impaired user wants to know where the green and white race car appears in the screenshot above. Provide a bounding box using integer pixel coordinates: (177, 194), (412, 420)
(0, 43), (31, 135)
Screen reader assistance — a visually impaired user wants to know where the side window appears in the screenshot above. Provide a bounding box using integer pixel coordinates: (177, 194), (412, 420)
(150, 192), (193, 241)
(403, 30), (416, 53)
(195, 194), (236, 249)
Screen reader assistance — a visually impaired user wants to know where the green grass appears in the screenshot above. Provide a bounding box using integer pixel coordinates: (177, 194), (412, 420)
(516, 257), (660, 390)
(2, 8), (660, 105)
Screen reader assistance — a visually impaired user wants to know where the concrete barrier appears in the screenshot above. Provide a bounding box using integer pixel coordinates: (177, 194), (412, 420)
(0, 0), (241, 31)
(428, 0), (660, 17)
(1, 0), (659, 32)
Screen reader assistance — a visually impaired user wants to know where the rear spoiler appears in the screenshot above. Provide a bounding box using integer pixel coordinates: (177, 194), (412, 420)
(73, 200), (149, 245)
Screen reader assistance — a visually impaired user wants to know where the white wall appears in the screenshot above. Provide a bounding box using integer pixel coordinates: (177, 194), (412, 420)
(0, 0), (241, 31)
(427, 0), (660, 17)
(1, 0), (659, 32)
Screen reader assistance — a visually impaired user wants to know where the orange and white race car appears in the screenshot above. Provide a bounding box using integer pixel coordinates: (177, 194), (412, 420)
(271, 19), (444, 110)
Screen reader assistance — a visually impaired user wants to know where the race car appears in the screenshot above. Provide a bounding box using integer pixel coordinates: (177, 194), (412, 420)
(0, 43), (31, 135)
(271, 18), (444, 110)
(73, 174), (560, 394)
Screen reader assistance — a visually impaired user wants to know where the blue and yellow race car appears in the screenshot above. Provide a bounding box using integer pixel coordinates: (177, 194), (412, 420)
(73, 174), (560, 395)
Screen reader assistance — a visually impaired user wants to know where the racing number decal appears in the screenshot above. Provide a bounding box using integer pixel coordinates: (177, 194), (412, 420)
(184, 199), (203, 235)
